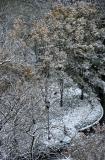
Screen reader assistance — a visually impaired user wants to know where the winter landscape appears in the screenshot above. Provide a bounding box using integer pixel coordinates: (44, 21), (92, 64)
(0, 0), (105, 160)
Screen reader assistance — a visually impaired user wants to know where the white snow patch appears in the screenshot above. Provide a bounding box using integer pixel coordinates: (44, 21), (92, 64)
(42, 79), (103, 147)
(58, 156), (73, 160)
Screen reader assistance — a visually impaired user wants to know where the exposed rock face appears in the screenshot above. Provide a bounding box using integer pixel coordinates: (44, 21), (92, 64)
(0, 0), (105, 159)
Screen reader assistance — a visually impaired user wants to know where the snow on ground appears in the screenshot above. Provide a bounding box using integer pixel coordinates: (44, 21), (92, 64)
(57, 157), (73, 160)
(41, 75), (103, 147)
(0, 72), (103, 155)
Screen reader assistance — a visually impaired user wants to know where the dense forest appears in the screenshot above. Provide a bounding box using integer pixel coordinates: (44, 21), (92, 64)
(0, 0), (105, 160)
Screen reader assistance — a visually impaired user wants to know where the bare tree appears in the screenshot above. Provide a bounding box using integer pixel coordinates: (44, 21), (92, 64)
(59, 78), (64, 107)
